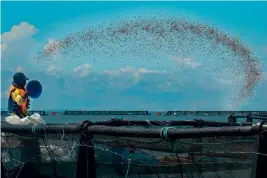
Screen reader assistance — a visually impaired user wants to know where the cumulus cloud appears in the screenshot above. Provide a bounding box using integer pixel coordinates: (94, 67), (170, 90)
(104, 66), (164, 76)
(104, 66), (166, 84)
(1, 21), (42, 74)
(73, 64), (92, 77)
(104, 66), (135, 76)
(46, 65), (61, 72)
(2, 66), (24, 73)
(132, 68), (165, 84)
(45, 64), (63, 78)
(170, 55), (200, 69)
(1, 22), (38, 53)
(104, 66), (165, 84)
(43, 38), (61, 59)
(16, 66), (24, 72)
(46, 65), (62, 73)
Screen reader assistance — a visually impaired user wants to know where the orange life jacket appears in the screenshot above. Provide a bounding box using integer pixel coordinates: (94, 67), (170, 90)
(8, 85), (29, 118)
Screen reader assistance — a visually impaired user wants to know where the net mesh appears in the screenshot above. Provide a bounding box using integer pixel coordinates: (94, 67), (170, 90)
(1, 125), (255, 178)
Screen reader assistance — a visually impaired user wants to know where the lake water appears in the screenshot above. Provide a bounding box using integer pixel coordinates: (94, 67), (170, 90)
(1, 112), (245, 124)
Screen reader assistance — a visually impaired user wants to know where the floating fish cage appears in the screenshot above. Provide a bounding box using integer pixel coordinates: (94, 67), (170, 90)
(62, 110), (150, 116)
(165, 111), (267, 116)
(1, 115), (267, 178)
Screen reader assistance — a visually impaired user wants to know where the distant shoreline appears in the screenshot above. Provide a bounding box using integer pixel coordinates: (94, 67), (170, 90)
(1, 110), (266, 116)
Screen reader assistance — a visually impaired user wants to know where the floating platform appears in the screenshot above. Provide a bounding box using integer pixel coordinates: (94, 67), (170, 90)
(165, 111), (267, 116)
(62, 110), (150, 115)
(28, 111), (48, 116)
(1, 110), (48, 116)
(2, 120), (267, 178)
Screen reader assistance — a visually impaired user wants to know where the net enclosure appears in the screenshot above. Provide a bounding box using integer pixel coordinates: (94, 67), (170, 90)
(1, 117), (267, 178)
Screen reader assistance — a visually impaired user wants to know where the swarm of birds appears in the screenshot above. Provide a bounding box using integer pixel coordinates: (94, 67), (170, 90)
(30, 16), (262, 108)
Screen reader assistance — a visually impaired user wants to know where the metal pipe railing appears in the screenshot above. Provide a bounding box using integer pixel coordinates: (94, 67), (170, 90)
(230, 113), (267, 120)
(1, 122), (266, 138)
(92, 119), (253, 127)
(1, 122), (80, 134)
(7, 118), (252, 129)
(1, 120), (267, 178)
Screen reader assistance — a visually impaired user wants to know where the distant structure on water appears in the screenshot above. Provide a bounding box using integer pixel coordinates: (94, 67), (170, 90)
(1, 110), (266, 117)
(1, 110), (48, 116)
(62, 110), (150, 115)
(165, 111), (267, 116)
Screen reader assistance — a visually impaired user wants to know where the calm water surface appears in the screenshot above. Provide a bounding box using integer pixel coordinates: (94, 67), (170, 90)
(1, 112), (239, 123)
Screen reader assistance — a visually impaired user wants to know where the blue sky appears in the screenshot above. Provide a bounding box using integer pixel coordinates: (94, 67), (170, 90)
(1, 1), (267, 110)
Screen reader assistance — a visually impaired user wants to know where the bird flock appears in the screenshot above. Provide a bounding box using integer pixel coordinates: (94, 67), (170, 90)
(31, 16), (262, 108)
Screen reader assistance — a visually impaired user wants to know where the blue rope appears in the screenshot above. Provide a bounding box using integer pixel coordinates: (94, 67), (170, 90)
(160, 127), (175, 139)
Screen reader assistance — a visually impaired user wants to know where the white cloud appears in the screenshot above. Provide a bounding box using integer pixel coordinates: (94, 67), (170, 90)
(46, 65), (62, 72)
(103, 66), (165, 84)
(1, 22), (42, 73)
(1, 22), (38, 53)
(16, 66), (24, 72)
(104, 66), (164, 76)
(138, 68), (165, 74)
(4, 66), (24, 73)
(45, 65), (63, 78)
(73, 64), (92, 77)
(170, 55), (200, 69)
(104, 66), (134, 76)
(43, 38), (61, 58)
